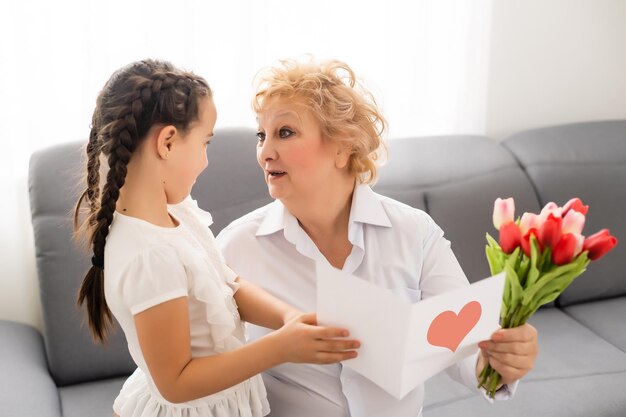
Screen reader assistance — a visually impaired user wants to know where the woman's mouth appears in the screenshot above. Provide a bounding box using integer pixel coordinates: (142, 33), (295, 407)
(268, 170), (286, 179)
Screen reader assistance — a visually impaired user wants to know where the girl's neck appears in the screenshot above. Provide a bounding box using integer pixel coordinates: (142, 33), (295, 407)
(116, 166), (176, 228)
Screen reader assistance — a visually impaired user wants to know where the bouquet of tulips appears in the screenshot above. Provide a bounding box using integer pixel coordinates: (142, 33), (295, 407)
(477, 197), (618, 398)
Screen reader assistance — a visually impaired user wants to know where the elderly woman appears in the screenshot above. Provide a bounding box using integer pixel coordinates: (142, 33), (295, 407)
(216, 59), (538, 417)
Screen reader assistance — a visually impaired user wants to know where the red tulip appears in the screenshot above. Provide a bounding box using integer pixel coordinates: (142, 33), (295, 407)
(583, 229), (618, 261)
(552, 234), (577, 265)
(521, 228), (542, 258)
(499, 222), (522, 254)
(561, 198), (589, 216)
(538, 213), (562, 248)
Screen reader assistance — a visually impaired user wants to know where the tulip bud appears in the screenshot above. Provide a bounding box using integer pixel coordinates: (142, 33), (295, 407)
(562, 210), (585, 236)
(583, 229), (618, 261)
(561, 198), (589, 216)
(520, 212), (539, 235)
(552, 234), (577, 265)
(573, 233), (584, 257)
(521, 228), (542, 258)
(499, 222), (522, 254)
(538, 213), (562, 248)
(539, 202), (561, 224)
(493, 198), (515, 230)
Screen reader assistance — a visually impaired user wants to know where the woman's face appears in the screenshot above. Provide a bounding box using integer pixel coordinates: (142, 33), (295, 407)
(256, 99), (343, 203)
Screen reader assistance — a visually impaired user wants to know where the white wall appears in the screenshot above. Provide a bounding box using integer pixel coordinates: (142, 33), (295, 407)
(3, 0), (626, 330)
(0, 0), (491, 331)
(486, 0), (626, 139)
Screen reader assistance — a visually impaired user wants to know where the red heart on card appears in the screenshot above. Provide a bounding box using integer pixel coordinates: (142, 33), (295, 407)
(427, 301), (482, 352)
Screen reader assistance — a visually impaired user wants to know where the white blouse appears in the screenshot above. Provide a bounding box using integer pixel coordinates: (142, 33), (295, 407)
(217, 184), (514, 417)
(104, 197), (269, 417)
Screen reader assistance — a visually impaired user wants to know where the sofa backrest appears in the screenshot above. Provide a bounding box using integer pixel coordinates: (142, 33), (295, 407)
(193, 128), (273, 234)
(503, 120), (626, 306)
(29, 142), (135, 386)
(375, 135), (542, 284)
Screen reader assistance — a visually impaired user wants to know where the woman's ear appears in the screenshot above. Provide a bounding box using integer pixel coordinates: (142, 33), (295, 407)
(155, 125), (178, 160)
(335, 143), (352, 169)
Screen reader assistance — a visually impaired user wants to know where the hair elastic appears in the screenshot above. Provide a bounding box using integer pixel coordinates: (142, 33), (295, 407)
(91, 255), (104, 269)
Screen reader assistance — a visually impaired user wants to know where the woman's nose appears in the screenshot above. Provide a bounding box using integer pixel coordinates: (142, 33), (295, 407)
(257, 137), (278, 163)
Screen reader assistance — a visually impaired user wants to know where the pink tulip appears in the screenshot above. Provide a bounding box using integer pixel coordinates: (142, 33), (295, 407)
(493, 198), (515, 230)
(519, 212), (540, 235)
(552, 234), (577, 265)
(538, 213), (562, 249)
(499, 222), (522, 254)
(539, 202), (561, 223)
(573, 233), (585, 257)
(583, 229), (618, 261)
(561, 210), (585, 236)
(561, 198), (589, 216)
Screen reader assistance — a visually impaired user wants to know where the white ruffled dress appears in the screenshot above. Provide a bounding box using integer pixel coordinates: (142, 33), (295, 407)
(104, 197), (269, 417)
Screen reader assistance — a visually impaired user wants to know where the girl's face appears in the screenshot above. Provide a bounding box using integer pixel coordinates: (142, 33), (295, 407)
(256, 99), (343, 204)
(165, 97), (217, 204)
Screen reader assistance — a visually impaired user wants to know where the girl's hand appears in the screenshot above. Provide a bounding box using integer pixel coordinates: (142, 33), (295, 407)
(271, 312), (360, 364)
(477, 323), (538, 386)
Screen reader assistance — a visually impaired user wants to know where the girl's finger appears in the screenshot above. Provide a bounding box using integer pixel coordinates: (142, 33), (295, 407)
(314, 326), (351, 339)
(318, 339), (361, 352)
(314, 350), (358, 364)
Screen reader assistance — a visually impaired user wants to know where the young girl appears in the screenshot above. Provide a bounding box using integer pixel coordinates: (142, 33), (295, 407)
(73, 59), (359, 417)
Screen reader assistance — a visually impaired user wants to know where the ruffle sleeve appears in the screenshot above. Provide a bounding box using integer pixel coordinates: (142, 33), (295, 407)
(118, 246), (189, 315)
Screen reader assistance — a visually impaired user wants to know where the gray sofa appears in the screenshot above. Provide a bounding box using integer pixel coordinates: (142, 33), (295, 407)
(1, 121), (624, 417)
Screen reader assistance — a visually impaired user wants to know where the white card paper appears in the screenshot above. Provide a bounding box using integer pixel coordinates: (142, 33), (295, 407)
(316, 262), (505, 399)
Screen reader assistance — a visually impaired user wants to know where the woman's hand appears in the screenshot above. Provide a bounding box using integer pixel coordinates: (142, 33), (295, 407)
(476, 323), (538, 386)
(270, 312), (360, 364)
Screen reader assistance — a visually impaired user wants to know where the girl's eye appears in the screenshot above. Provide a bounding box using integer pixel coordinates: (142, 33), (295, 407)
(256, 131), (266, 142)
(279, 128), (294, 139)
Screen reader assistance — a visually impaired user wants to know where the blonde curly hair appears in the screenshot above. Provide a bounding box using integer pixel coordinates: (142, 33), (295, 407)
(253, 58), (387, 184)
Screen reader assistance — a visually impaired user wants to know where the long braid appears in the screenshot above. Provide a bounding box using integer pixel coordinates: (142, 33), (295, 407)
(74, 59), (211, 342)
(73, 111), (102, 236)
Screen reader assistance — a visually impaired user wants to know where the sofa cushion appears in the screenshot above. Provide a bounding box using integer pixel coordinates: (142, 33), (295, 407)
(0, 321), (61, 417)
(563, 296), (626, 352)
(192, 127), (273, 234)
(58, 376), (127, 417)
(376, 135), (541, 283)
(423, 372), (626, 417)
(503, 121), (626, 305)
(29, 143), (135, 386)
(424, 307), (626, 409)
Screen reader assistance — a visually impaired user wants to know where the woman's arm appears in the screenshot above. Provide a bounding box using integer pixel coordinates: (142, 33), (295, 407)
(134, 296), (359, 404)
(233, 277), (300, 329)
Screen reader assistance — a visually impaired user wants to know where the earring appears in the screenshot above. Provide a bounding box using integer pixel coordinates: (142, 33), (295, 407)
(165, 153), (169, 159)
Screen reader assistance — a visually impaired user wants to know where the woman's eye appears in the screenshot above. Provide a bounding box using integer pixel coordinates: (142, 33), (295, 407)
(256, 131), (266, 142)
(279, 128), (294, 139)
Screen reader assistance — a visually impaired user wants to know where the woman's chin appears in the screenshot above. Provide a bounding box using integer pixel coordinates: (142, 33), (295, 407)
(267, 185), (283, 200)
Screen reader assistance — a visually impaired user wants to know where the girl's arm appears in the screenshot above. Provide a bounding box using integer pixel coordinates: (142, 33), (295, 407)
(135, 296), (358, 404)
(232, 277), (300, 329)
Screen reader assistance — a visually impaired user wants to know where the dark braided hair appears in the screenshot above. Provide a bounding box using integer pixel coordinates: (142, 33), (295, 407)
(73, 59), (211, 342)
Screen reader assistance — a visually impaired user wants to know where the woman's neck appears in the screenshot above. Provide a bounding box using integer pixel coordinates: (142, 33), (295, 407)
(284, 176), (357, 268)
